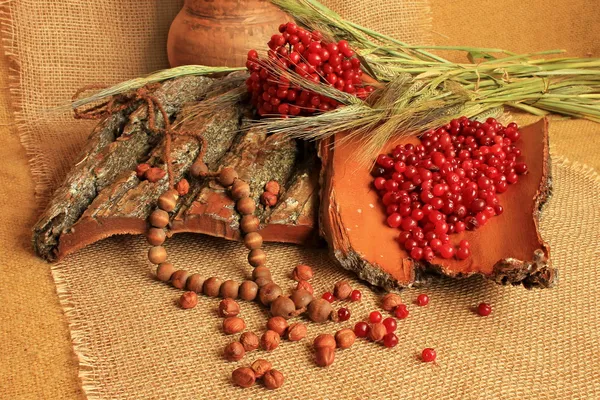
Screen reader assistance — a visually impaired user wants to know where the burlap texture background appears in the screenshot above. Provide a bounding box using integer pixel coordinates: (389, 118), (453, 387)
(1, 0), (599, 399)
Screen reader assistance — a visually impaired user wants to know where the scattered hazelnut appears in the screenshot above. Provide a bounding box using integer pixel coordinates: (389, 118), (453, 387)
(296, 280), (314, 295)
(335, 328), (356, 349)
(135, 163), (151, 179)
(179, 291), (198, 309)
(232, 367), (255, 388)
(146, 227), (166, 246)
(189, 160), (208, 178)
(146, 167), (166, 183)
(369, 322), (387, 342)
(224, 342), (245, 361)
(231, 180), (250, 201)
(223, 317), (246, 335)
(292, 264), (313, 281)
(266, 316), (288, 336)
(250, 359), (272, 378)
(315, 347), (335, 367)
(290, 289), (313, 309)
(263, 369), (284, 390)
(260, 191), (277, 207)
(239, 332), (259, 352)
(333, 281), (352, 300)
(220, 280), (240, 299)
(218, 167), (238, 187)
(218, 298), (240, 317)
(313, 334), (336, 350)
(307, 298), (333, 323)
(248, 249), (267, 267)
(381, 293), (403, 311)
(155, 262), (175, 282)
(259, 283), (282, 306)
(236, 197), (256, 215)
(186, 273), (204, 293)
(270, 296), (296, 319)
(149, 209), (170, 228)
(240, 215), (260, 233)
(261, 330), (280, 351)
(148, 246), (167, 264)
(239, 280), (259, 301)
(170, 270), (189, 289)
(175, 179), (190, 196)
(203, 277), (222, 297)
(286, 323), (307, 341)
(157, 189), (179, 212)
(265, 180), (280, 195)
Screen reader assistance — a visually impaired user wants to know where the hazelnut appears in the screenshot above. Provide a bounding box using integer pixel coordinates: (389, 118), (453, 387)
(286, 323), (307, 341)
(296, 280), (314, 294)
(335, 328), (356, 349)
(175, 179), (190, 196)
(307, 298), (332, 323)
(292, 264), (313, 281)
(333, 281), (352, 300)
(170, 270), (189, 289)
(270, 296), (296, 319)
(179, 291), (198, 309)
(135, 163), (151, 178)
(218, 167), (238, 187)
(381, 293), (403, 311)
(265, 180), (280, 195)
(157, 189), (179, 212)
(239, 332), (259, 352)
(315, 347), (335, 367)
(236, 197), (256, 215)
(231, 180), (250, 201)
(218, 298), (240, 317)
(263, 369), (284, 390)
(220, 279), (240, 299)
(329, 309), (340, 323)
(149, 209), (169, 228)
(240, 215), (260, 233)
(239, 280), (258, 301)
(223, 341), (245, 361)
(313, 334), (336, 350)
(369, 322), (387, 342)
(250, 359), (272, 378)
(189, 160), (208, 178)
(261, 330), (280, 351)
(248, 249), (267, 267)
(155, 262), (175, 282)
(223, 317), (245, 335)
(243, 232), (263, 250)
(145, 167), (166, 183)
(146, 227), (166, 246)
(290, 289), (313, 309)
(203, 277), (222, 297)
(148, 246), (167, 264)
(186, 273), (204, 293)
(266, 316), (288, 336)
(260, 191), (277, 207)
(259, 282), (282, 306)
(232, 367), (255, 388)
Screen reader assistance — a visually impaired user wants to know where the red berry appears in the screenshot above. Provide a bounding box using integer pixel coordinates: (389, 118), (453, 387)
(354, 321), (370, 338)
(416, 294), (429, 306)
(477, 302), (492, 316)
(369, 311), (382, 323)
(383, 333), (399, 348)
(350, 289), (362, 302)
(456, 246), (470, 260)
(322, 292), (334, 303)
(439, 244), (454, 259)
(421, 348), (436, 362)
(394, 304), (409, 319)
(382, 317), (397, 333)
(337, 307), (351, 321)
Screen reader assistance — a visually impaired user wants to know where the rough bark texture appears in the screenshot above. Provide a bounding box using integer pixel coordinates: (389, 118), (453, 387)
(319, 118), (555, 290)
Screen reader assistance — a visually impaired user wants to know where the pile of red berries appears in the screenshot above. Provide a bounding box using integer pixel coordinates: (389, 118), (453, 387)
(372, 117), (528, 261)
(245, 22), (373, 117)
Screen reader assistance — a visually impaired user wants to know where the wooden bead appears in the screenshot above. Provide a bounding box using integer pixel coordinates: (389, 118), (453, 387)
(148, 246), (167, 264)
(239, 280), (259, 301)
(186, 273), (205, 293)
(236, 197), (256, 215)
(231, 180), (250, 201)
(240, 215), (260, 233)
(157, 189), (179, 212)
(244, 232), (263, 250)
(149, 209), (170, 228)
(218, 167), (238, 187)
(156, 262), (175, 282)
(147, 228), (166, 246)
(190, 159), (209, 177)
(252, 266), (272, 281)
(248, 249), (266, 267)
(259, 282), (282, 306)
(203, 277), (222, 297)
(171, 270), (189, 289)
(220, 280), (240, 299)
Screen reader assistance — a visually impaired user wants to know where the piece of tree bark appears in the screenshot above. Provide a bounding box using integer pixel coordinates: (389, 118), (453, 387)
(319, 118), (554, 289)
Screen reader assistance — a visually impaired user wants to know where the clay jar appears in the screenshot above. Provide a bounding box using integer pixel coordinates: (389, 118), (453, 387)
(167, 0), (289, 67)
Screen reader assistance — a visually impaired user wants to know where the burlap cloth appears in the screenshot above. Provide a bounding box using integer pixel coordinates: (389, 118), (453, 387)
(1, 1), (599, 399)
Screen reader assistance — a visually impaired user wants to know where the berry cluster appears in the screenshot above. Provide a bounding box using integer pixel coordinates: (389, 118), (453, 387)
(245, 22), (373, 117)
(372, 117), (527, 261)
